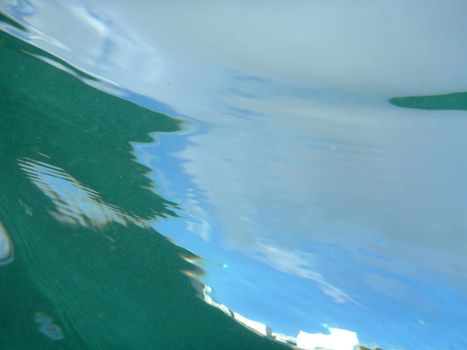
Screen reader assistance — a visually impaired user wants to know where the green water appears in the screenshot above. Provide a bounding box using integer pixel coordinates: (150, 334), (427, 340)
(0, 30), (288, 350)
(391, 92), (467, 110)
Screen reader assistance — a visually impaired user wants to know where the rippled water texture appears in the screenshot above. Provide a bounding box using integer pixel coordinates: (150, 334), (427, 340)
(1, 1), (467, 349)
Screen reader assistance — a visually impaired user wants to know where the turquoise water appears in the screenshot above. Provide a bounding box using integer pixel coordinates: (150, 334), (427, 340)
(1, 1), (467, 349)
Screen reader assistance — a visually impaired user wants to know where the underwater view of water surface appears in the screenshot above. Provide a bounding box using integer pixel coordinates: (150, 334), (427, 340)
(1, 1), (467, 349)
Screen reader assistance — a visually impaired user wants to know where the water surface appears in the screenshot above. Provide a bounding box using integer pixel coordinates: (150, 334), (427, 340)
(1, 2), (467, 349)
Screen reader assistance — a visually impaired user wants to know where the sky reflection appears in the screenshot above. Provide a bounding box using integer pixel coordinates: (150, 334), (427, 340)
(2, 1), (467, 349)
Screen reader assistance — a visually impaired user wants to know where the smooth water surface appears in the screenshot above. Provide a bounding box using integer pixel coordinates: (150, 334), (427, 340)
(1, 1), (467, 349)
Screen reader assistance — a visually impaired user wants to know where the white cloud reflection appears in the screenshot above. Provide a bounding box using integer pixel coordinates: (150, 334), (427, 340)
(254, 243), (353, 304)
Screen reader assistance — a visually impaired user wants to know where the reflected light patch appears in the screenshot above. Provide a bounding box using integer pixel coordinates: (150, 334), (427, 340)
(34, 311), (65, 341)
(19, 158), (148, 228)
(296, 327), (359, 350)
(0, 222), (13, 266)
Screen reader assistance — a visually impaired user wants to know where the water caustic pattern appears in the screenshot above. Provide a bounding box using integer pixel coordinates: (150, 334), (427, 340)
(1, 1), (467, 349)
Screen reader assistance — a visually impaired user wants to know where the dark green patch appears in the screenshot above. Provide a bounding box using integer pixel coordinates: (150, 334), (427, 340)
(390, 92), (467, 110)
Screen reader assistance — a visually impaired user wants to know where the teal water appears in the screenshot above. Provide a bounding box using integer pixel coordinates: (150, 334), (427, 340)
(0, 29), (289, 350)
(2, 2), (467, 349)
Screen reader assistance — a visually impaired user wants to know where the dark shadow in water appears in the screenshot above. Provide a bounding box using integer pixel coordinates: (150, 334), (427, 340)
(0, 12), (27, 31)
(0, 30), (289, 350)
(390, 92), (467, 110)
